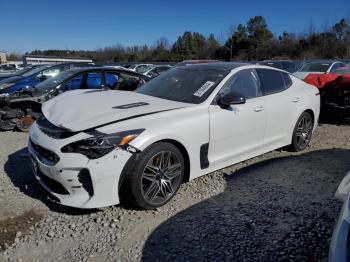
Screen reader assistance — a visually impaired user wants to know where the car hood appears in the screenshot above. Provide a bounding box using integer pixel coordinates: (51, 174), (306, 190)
(42, 89), (192, 132)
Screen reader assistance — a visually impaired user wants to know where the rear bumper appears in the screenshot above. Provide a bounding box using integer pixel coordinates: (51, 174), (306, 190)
(28, 122), (133, 209)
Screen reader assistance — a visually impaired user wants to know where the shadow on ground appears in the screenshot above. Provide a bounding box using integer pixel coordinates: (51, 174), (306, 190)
(4, 147), (99, 215)
(142, 148), (350, 261)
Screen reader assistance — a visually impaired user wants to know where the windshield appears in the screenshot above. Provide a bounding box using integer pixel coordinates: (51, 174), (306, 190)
(333, 69), (350, 75)
(298, 62), (331, 72)
(35, 70), (77, 92)
(137, 66), (154, 74)
(137, 67), (229, 104)
(135, 65), (151, 73)
(22, 66), (49, 77)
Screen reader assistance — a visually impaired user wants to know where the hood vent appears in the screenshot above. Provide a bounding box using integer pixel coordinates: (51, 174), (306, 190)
(113, 102), (149, 109)
(83, 89), (109, 94)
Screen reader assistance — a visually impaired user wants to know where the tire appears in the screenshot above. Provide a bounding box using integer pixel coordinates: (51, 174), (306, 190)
(289, 111), (314, 152)
(121, 142), (185, 209)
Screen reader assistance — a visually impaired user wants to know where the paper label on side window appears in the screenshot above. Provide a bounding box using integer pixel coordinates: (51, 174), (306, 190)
(194, 81), (215, 97)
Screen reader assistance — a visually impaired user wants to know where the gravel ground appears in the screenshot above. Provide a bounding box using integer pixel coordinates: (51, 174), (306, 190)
(0, 124), (349, 261)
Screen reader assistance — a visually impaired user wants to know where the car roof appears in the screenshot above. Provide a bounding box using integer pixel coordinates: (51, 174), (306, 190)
(177, 62), (249, 70)
(67, 66), (149, 77)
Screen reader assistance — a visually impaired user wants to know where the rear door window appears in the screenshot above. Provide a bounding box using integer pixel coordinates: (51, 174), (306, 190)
(105, 72), (119, 89)
(86, 72), (103, 89)
(256, 69), (291, 95)
(63, 74), (84, 90)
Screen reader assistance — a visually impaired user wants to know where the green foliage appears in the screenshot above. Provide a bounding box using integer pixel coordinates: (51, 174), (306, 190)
(26, 17), (350, 62)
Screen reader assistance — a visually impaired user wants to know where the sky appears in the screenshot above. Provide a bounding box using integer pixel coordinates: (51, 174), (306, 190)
(1, 0), (349, 53)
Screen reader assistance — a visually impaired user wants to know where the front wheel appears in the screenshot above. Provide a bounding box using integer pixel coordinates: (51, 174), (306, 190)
(289, 111), (314, 152)
(122, 142), (184, 209)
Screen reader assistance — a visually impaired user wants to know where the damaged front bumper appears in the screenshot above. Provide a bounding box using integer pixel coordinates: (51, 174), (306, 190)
(28, 122), (134, 209)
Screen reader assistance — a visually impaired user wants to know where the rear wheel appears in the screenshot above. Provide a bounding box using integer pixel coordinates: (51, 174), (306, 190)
(289, 111), (314, 152)
(122, 142), (184, 209)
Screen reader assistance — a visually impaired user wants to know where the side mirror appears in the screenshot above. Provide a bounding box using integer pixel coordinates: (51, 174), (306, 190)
(218, 91), (246, 108)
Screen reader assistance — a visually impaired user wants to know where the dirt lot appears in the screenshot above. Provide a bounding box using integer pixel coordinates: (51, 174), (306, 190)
(0, 123), (349, 261)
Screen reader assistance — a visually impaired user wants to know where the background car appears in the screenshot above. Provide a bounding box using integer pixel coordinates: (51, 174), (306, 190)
(175, 60), (220, 66)
(333, 67), (350, 75)
(341, 59), (350, 66)
(294, 61), (346, 79)
(0, 63), (95, 95)
(0, 67), (150, 131)
(142, 65), (172, 78)
(0, 63), (23, 73)
(256, 60), (300, 73)
(0, 65), (42, 81)
(28, 63), (320, 210)
(304, 73), (350, 122)
(127, 64), (153, 73)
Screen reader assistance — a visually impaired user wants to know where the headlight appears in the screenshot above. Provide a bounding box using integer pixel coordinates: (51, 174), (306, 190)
(61, 129), (144, 159)
(0, 83), (15, 89)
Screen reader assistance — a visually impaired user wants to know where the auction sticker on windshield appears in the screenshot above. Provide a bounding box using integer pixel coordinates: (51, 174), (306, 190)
(194, 81), (215, 97)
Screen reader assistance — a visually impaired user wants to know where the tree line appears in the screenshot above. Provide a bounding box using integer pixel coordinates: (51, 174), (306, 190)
(10, 16), (350, 63)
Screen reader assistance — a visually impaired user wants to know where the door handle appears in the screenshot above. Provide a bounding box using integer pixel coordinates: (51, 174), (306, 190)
(292, 97), (300, 102)
(254, 106), (264, 112)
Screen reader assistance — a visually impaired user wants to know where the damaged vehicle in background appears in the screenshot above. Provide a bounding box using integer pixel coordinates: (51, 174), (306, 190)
(293, 60), (345, 80)
(304, 73), (350, 122)
(0, 63), (93, 96)
(0, 67), (149, 131)
(28, 63), (320, 210)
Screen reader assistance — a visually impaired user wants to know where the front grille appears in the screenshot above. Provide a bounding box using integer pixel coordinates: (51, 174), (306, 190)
(36, 168), (69, 195)
(37, 116), (77, 139)
(30, 139), (60, 164)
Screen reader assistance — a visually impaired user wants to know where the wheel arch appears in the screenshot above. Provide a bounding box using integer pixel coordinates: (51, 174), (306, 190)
(291, 109), (315, 141)
(118, 138), (191, 197)
(155, 139), (191, 183)
(304, 109), (315, 126)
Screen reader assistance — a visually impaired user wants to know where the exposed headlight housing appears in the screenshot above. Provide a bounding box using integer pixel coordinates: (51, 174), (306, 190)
(0, 83), (15, 90)
(61, 129), (144, 159)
